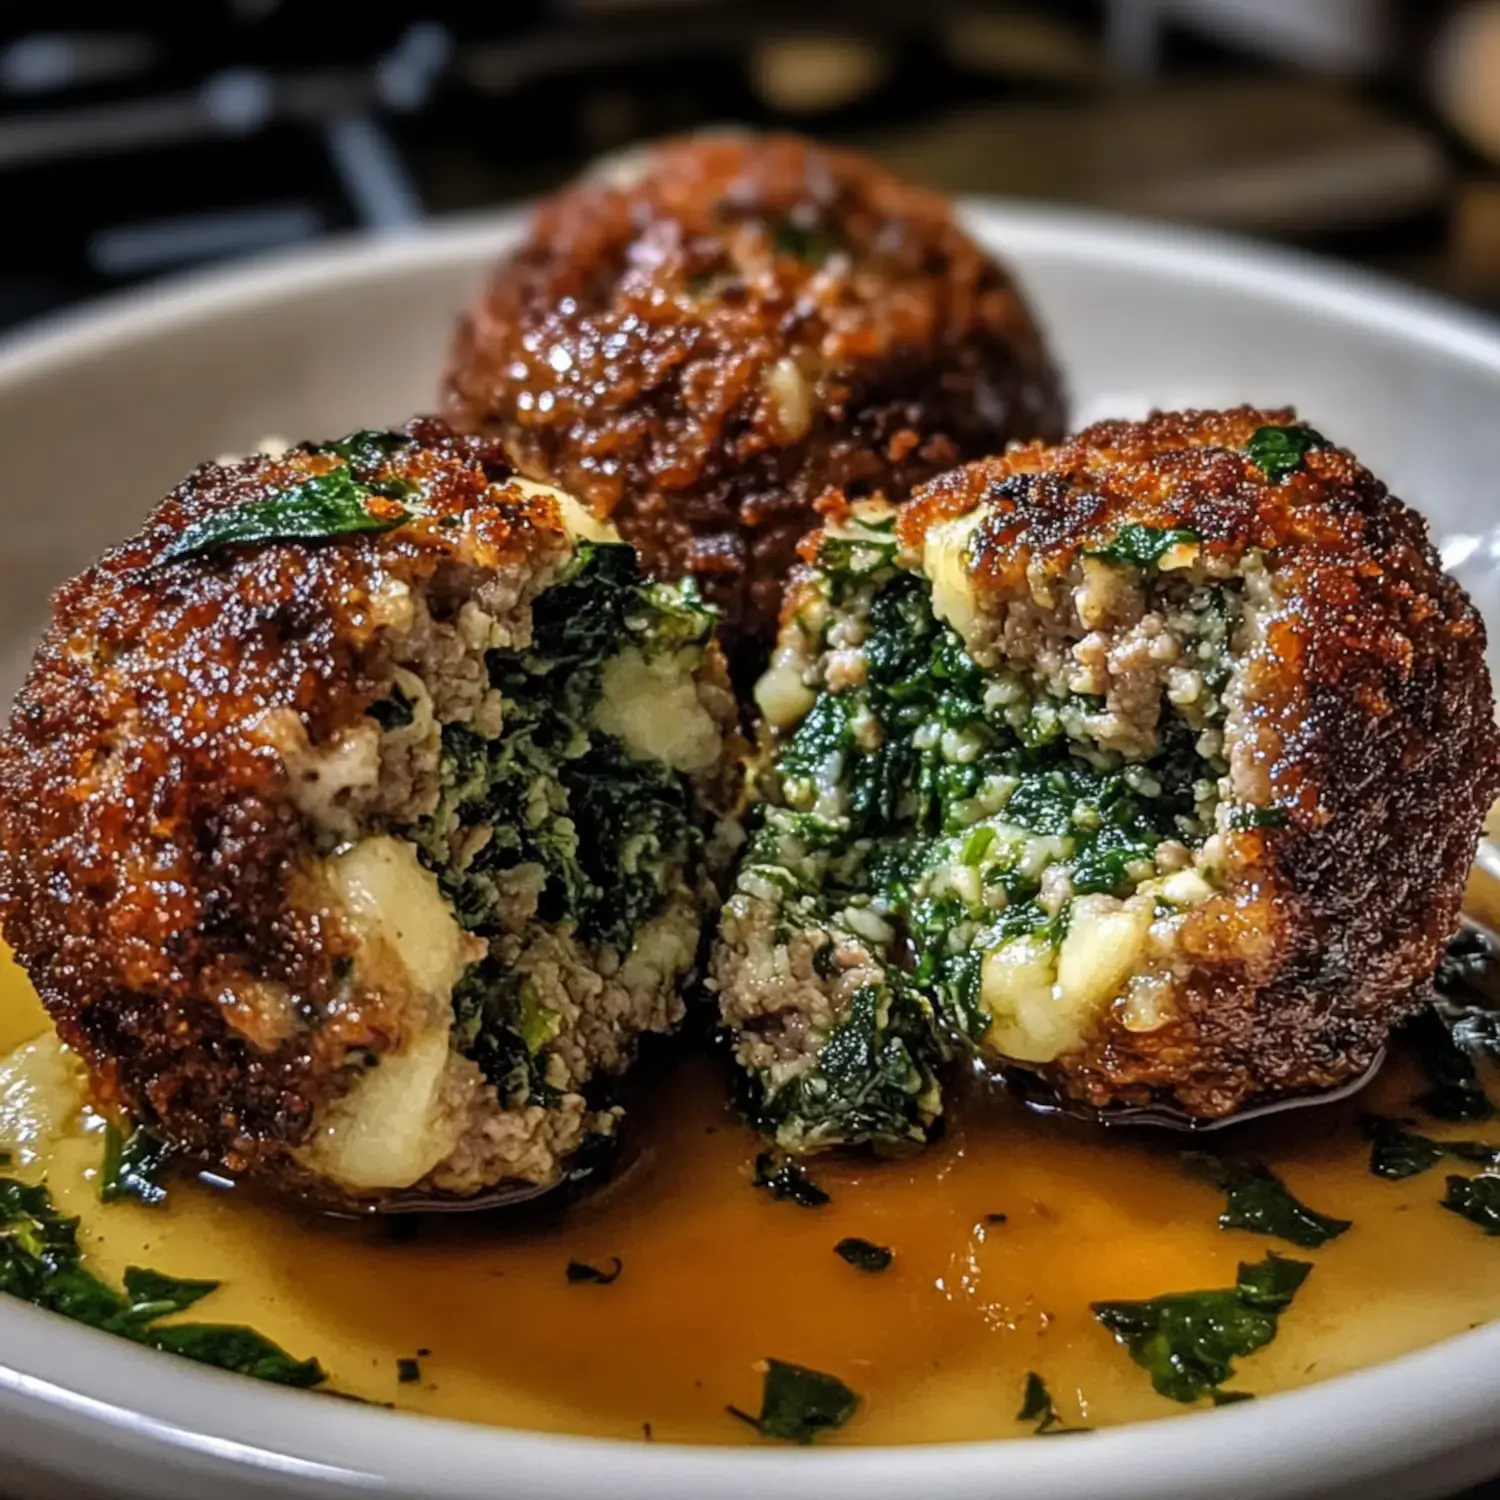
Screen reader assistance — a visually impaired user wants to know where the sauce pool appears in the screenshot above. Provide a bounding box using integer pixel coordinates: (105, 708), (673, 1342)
(5, 885), (1500, 1446)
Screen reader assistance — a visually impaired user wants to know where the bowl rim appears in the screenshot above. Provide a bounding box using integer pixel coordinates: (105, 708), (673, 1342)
(3, 200), (1500, 1498)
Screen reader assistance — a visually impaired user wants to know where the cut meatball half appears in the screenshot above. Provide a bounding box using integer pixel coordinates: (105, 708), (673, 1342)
(0, 420), (738, 1205)
(713, 407), (1500, 1152)
(444, 129), (1066, 676)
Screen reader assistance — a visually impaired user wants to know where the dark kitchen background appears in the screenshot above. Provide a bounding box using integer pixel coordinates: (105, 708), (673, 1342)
(3, 0), (1500, 338)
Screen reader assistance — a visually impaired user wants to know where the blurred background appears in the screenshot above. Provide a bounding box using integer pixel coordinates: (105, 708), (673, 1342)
(1, 0), (1500, 330)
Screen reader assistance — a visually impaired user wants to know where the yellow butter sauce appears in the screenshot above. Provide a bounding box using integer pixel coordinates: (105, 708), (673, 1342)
(4, 892), (1500, 1446)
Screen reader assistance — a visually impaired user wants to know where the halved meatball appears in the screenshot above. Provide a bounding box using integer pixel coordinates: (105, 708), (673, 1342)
(0, 419), (737, 1204)
(713, 407), (1500, 1152)
(444, 130), (1066, 676)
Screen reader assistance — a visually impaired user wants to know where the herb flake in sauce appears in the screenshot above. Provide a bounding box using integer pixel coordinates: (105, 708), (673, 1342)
(1185, 1155), (1350, 1248)
(752, 1153), (830, 1208)
(99, 1122), (173, 1206)
(728, 1359), (860, 1443)
(1363, 1116), (1500, 1180)
(0, 1175), (324, 1387)
(833, 1238), (892, 1273)
(1017, 1372), (1089, 1435)
(566, 1257), (623, 1285)
(1092, 1254), (1312, 1403)
(1441, 1174), (1500, 1234)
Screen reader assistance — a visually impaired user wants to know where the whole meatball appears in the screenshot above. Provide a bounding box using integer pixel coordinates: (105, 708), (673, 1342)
(715, 408), (1500, 1151)
(445, 131), (1066, 677)
(0, 420), (737, 1205)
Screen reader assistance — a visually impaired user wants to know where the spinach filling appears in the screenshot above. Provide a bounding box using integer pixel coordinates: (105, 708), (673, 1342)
(373, 543), (715, 1111)
(735, 522), (1251, 1150)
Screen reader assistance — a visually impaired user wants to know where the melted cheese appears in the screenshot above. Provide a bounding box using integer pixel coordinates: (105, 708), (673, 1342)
(302, 836), (483, 1191)
(508, 478), (619, 545)
(326, 835), (478, 1000)
(595, 648), (722, 775)
(922, 510), (984, 644)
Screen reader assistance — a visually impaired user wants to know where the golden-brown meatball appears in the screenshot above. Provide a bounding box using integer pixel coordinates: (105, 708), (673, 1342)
(0, 419), (737, 1205)
(713, 407), (1500, 1151)
(445, 131), (1066, 677)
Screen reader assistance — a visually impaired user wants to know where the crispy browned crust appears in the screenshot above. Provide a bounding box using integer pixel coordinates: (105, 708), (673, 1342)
(444, 130), (1065, 673)
(900, 406), (1500, 1114)
(0, 419), (571, 1182)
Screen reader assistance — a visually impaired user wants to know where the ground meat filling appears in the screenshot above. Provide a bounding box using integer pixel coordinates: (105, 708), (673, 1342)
(303, 540), (728, 1196)
(716, 505), (1251, 1152)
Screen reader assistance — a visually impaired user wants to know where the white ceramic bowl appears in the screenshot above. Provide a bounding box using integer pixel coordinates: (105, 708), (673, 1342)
(2, 205), (1500, 1500)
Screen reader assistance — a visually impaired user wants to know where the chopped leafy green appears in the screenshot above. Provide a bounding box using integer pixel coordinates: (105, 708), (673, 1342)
(146, 1324), (325, 1386)
(748, 978), (942, 1155)
(1017, 1372), (1089, 1435)
(1092, 1254), (1312, 1403)
(100, 1122), (173, 1207)
(1410, 1007), (1494, 1122)
(566, 1257), (623, 1285)
(1363, 1116), (1500, 1180)
(312, 429), (415, 466)
(0, 1175), (324, 1387)
(1085, 524), (1199, 569)
(1245, 424), (1327, 484)
(752, 1154), (830, 1209)
(729, 1359), (860, 1444)
(833, 1238), (892, 1273)
(1185, 1155), (1350, 1248)
(397, 1357), (422, 1384)
(1441, 1174), (1500, 1234)
(164, 466), (413, 560)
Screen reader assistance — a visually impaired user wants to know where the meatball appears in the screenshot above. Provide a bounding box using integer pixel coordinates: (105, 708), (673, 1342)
(713, 407), (1500, 1152)
(444, 130), (1066, 676)
(0, 420), (738, 1205)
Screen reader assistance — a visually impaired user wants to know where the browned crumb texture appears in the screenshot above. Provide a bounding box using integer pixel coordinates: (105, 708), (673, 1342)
(445, 130), (1066, 670)
(0, 419), (570, 1184)
(903, 406), (1500, 1114)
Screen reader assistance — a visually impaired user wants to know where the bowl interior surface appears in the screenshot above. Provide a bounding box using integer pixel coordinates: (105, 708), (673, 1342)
(1, 203), (1500, 1500)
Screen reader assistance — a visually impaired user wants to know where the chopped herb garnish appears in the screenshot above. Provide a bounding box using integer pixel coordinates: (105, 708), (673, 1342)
(985, 1212), (1008, 1225)
(1085, 524), (1199, 569)
(397, 1357), (422, 1384)
(1017, 1372), (1090, 1435)
(0, 1175), (323, 1387)
(1363, 1116), (1500, 1180)
(100, 1122), (173, 1207)
(312, 429), (415, 465)
(1092, 1254), (1312, 1403)
(1245, 424), (1326, 483)
(1211, 1389), (1255, 1406)
(566, 1257), (623, 1285)
(728, 1359), (860, 1444)
(752, 1153), (830, 1208)
(1441, 1174), (1500, 1234)
(1185, 1155), (1350, 1248)
(164, 466), (414, 561)
(833, 1238), (892, 1273)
